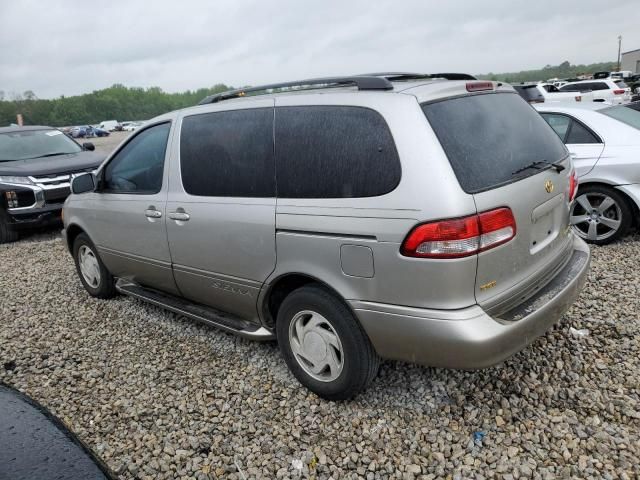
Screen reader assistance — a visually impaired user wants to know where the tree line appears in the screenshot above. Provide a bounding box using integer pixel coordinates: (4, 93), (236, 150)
(478, 60), (618, 84)
(0, 84), (231, 127)
(0, 60), (620, 127)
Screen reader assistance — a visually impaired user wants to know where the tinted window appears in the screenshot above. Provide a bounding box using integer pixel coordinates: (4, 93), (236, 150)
(560, 82), (607, 92)
(541, 113), (570, 141)
(275, 106), (401, 198)
(559, 84), (582, 92)
(614, 80), (628, 88)
(180, 108), (274, 197)
(513, 86), (544, 103)
(422, 93), (568, 193)
(566, 121), (600, 144)
(103, 122), (170, 194)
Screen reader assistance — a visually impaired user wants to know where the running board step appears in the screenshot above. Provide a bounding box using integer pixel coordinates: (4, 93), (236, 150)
(115, 279), (275, 340)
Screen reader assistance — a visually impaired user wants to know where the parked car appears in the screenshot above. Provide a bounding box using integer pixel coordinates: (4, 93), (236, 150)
(63, 74), (590, 399)
(0, 126), (104, 243)
(512, 84), (545, 103)
(93, 127), (110, 137)
(559, 79), (632, 105)
(122, 122), (141, 132)
(514, 83), (594, 104)
(71, 126), (110, 138)
(611, 71), (634, 80)
(99, 120), (120, 132)
(536, 103), (640, 244)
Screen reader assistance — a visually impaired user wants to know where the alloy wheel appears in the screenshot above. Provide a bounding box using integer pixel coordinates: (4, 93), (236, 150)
(570, 192), (622, 242)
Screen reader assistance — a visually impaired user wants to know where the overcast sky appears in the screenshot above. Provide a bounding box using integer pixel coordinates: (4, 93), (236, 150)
(1, 0), (639, 99)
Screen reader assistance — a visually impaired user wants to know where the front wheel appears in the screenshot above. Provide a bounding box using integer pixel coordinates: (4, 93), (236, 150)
(72, 233), (117, 299)
(276, 285), (380, 400)
(570, 185), (632, 245)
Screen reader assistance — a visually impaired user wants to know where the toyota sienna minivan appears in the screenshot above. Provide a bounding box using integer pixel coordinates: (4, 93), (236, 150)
(63, 74), (591, 400)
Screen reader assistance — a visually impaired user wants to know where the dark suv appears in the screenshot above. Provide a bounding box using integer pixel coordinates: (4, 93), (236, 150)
(0, 126), (105, 243)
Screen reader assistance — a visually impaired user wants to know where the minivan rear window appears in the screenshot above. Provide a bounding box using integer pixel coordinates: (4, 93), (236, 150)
(422, 93), (568, 193)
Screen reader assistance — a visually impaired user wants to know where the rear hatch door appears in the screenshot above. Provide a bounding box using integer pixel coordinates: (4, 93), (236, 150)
(422, 91), (574, 314)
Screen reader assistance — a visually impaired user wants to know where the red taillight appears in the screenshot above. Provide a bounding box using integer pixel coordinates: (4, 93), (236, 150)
(613, 89), (625, 95)
(466, 81), (494, 92)
(568, 170), (578, 202)
(401, 208), (516, 259)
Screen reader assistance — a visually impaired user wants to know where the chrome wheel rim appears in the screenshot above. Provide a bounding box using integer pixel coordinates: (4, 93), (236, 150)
(288, 310), (344, 382)
(570, 192), (622, 242)
(78, 245), (101, 288)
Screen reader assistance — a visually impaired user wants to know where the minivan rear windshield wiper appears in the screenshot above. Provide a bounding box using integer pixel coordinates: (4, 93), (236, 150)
(512, 160), (565, 176)
(35, 152), (73, 159)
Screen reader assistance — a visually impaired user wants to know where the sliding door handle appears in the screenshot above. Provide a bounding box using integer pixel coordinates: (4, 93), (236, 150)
(169, 211), (190, 221)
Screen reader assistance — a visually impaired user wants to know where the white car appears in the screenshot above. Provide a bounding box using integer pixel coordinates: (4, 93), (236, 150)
(538, 83), (594, 103)
(99, 120), (120, 132)
(122, 122), (141, 132)
(559, 79), (632, 105)
(535, 103), (640, 244)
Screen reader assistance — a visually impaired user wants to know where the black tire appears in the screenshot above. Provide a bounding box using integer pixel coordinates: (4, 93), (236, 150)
(276, 285), (380, 400)
(72, 233), (117, 299)
(571, 185), (633, 245)
(0, 212), (19, 244)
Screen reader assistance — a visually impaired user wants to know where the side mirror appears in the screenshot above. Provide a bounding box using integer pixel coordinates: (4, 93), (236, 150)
(71, 173), (96, 194)
(82, 142), (95, 151)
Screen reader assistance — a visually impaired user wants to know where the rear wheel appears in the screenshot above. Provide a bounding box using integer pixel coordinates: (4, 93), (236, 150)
(570, 185), (632, 245)
(276, 285), (380, 400)
(72, 233), (116, 298)
(0, 213), (19, 244)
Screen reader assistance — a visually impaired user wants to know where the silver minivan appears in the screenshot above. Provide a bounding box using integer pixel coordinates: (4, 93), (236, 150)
(63, 74), (591, 400)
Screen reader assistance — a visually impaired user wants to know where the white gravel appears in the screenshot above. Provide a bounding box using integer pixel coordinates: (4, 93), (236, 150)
(1, 231), (639, 479)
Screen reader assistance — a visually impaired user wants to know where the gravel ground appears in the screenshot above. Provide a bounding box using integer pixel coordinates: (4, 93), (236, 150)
(87, 131), (131, 155)
(1, 232), (639, 479)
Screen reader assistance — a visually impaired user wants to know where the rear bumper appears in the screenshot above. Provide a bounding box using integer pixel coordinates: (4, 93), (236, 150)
(352, 234), (590, 369)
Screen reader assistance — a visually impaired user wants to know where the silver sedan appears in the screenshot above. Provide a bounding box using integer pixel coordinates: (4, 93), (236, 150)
(535, 103), (640, 244)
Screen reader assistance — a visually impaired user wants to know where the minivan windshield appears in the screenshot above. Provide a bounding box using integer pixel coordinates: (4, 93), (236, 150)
(422, 92), (568, 193)
(0, 129), (82, 162)
(600, 105), (640, 130)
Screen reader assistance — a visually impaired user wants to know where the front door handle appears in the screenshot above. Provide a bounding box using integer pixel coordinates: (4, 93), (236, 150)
(145, 208), (162, 218)
(169, 211), (190, 222)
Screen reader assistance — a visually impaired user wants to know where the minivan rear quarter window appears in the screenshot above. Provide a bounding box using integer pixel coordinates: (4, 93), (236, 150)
(422, 93), (568, 193)
(275, 106), (401, 198)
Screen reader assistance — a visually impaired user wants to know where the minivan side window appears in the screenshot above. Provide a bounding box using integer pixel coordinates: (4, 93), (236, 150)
(180, 108), (275, 197)
(275, 106), (401, 198)
(102, 122), (170, 194)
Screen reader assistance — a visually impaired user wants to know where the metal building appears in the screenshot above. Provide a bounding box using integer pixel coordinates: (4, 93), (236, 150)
(621, 48), (640, 73)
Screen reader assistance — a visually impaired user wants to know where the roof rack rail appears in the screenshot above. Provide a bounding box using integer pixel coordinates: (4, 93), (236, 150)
(359, 72), (477, 81)
(198, 76), (394, 105)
